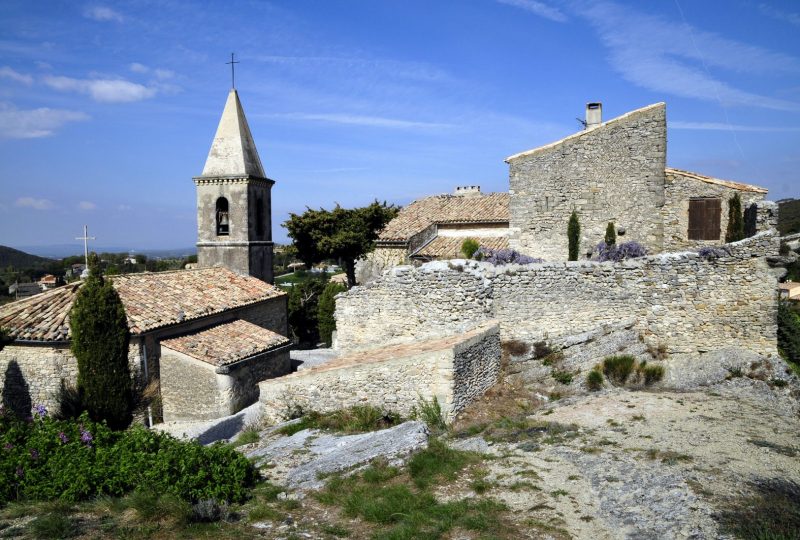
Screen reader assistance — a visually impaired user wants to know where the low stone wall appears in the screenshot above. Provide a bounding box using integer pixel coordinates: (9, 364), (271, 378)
(259, 322), (500, 423)
(336, 232), (779, 358)
(0, 344), (77, 415)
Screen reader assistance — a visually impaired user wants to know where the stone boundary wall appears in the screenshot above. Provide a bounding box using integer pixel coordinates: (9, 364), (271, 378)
(336, 232), (779, 358)
(259, 322), (500, 423)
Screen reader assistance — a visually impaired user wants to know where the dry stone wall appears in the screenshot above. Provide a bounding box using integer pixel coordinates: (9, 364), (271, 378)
(336, 232), (779, 358)
(336, 262), (492, 351)
(259, 322), (500, 422)
(508, 103), (667, 260)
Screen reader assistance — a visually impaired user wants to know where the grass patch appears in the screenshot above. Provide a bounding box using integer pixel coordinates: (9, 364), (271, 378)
(586, 369), (604, 390)
(748, 439), (798, 457)
(640, 364), (665, 385)
(277, 405), (402, 436)
(717, 478), (800, 540)
(28, 513), (77, 539)
(602, 355), (636, 384)
(411, 396), (447, 433)
(231, 426), (260, 447)
(482, 417), (580, 447)
(644, 449), (693, 465)
(316, 455), (516, 539)
(552, 370), (573, 385)
(502, 340), (530, 357)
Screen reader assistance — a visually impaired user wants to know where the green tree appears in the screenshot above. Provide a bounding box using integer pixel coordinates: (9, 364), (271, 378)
(283, 201), (398, 287)
(318, 281), (347, 347)
(567, 211), (581, 261)
(69, 254), (132, 430)
(288, 278), (327, 348)
(778, 300), (800, 372)
(604, 222), (616, 247)
(725, 193), (745, 243)
(461, 238), (480, 259)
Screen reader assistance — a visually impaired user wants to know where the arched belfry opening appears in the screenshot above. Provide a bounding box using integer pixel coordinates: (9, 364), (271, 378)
(216, 197), (230, 236)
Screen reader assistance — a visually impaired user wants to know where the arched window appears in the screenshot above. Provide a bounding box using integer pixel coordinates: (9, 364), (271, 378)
(216, 197), (229, 236)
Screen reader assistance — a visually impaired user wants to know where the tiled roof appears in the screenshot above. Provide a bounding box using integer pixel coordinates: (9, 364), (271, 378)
(378, 193), (509, 242)
(665, 167), (768, 194)
(0, 267), (285, 342)
(161, 319), (289, 367)
(113, 267), (284, 334)
(412, 236), (509, 259)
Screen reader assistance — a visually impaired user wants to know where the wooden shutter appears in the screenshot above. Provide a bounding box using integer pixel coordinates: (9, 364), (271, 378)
(688, 198), (721, 240)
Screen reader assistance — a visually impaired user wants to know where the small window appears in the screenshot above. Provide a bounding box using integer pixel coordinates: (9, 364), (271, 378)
(216, 197), (229, 236)
(688, 198), (721, 240)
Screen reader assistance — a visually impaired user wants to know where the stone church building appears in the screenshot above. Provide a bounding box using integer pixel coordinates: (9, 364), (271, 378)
(0, 89), (289, 423)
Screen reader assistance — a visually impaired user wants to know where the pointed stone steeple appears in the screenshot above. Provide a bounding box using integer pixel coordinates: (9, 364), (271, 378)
(194, 89), (275, 283)
(201, 89), (266, 179)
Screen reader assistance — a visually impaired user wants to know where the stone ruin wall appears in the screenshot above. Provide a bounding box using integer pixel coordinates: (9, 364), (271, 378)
(336, 231), (779, 359)
(260, 322), (500, 422)
(508, 103), (667, 261)
(662, 169), (767, 251)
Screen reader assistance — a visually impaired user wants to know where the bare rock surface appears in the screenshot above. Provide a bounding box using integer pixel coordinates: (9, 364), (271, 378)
(246, 421), (429, 490)
(445, 379), (800, 539)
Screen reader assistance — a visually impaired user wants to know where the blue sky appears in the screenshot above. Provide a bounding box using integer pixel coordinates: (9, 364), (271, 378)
(1, 0), (799, 251)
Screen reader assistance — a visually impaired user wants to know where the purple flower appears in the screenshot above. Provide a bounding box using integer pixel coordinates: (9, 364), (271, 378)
(473, 247), (543, 266)
(33, 404), (47, 418)
(30, 449), (39, 460)
(593, 241), (647, 262)
(58, 432), (69, 444)
(3, 443), (13, 451)
(80, 427), (93, 446)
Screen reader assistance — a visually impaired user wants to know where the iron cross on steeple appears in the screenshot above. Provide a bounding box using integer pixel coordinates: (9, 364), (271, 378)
(226, 52), (240, 89)
(75, 225), (95, 278)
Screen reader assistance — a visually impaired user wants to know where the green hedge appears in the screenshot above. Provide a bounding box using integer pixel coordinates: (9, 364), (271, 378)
(0, 409), (256, 505)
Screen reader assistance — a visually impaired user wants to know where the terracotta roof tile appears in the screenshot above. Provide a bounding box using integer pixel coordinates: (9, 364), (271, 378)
(0, 267), (285, 342)
(161, 319), (289, 367)
(666, 167), (768, 194)
(378, 193), (509, 242)
(412, 236), (509, 259)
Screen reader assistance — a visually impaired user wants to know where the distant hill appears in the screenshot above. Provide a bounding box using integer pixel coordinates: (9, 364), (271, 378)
(778, 199), (800, 236)
(0, 246), (55, 269)
(12, 244), (197, 259)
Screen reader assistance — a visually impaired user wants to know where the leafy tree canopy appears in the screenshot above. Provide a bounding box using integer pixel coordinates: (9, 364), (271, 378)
(283, 201), (398, 287)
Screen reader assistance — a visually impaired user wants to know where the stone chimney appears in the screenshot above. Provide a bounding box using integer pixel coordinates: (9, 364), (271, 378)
(585, 102), (602, 128)
(453, 185), (481, 197)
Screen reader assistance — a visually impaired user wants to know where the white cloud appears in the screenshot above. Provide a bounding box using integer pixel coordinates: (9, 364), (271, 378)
(83, 6), (124, 22)
(496, 0), (567, 22)
(35, 61), (52, 70)
(0, 103), (88, 139)
(758, 3), (800, 27)
(129, 62), (149, 74)
(15, 197), (54, 210)
(154, 68), (174, 80)
(670, 121), (800, 132)
(270, 112), (455, 130)
(78, 201), (97, 210)
(0, 66), (33, 85)
(578, 1), (800, 111)
(43, 75), (157, 103)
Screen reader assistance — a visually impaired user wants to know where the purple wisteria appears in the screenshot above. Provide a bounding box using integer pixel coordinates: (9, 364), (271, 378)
(33, 404), (47, 418)
(29, 449), (39, 460)
(79, 425), (93, 447)
(58, 432), (69, 444)
(473, 247), (543, 265)
(593, 241), (647, 262)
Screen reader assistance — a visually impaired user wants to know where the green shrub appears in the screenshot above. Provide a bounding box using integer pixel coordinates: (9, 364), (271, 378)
(277, 405), (401, 436)
(461, 238), (481, 259)
(604, 222), (617, 247)
(586, 369), (604, 391)
(552, 371), (573, 385)
(412, 396), (447, 433)
(28, 512), (77, 539)
(602, 355), (636, 384)
(288, 277), (326, 347)
(641, 364), (665, 385)
(69, 255), (132, 430)
(725, 193), (744, 243)
(317, 281), (347, 347)
(778, 300), (800, 373)
(568, 211), (580, 261)
(0, 410), (256, 505)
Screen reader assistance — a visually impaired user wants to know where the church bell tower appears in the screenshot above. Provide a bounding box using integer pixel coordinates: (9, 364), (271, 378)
(194, 89), (274, 283)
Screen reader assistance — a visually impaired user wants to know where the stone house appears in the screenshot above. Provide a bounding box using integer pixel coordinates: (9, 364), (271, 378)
(357, 187), (510, 283)
(506, 102), (771, 260)
(0, 88), (291, 423)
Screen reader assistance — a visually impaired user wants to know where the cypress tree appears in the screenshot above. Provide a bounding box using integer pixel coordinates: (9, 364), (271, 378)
(69, 254), (132, 430)
(568, 211), (580, 261)
(318, 281), (348, 347)
(725, 193), (745, 243)
(604, 222), (617, 247)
